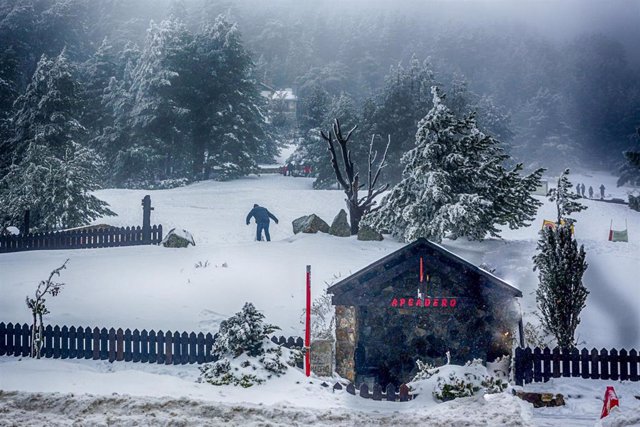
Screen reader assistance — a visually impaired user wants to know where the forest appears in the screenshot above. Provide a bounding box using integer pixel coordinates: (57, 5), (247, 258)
(1, 0), (639, 230)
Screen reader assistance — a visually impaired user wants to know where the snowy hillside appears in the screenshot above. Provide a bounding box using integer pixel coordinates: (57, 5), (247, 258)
(1, 172), (638, 348)
(1, 172), (639, 425)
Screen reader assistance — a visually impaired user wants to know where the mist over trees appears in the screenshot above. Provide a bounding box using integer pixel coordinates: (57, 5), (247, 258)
(0, 0), (638, 197)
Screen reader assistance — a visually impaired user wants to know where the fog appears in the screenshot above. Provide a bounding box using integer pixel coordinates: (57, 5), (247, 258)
(1, 0), (639, 187)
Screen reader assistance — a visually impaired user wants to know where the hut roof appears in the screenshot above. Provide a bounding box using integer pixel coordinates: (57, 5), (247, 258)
(327, 238), (522, 299)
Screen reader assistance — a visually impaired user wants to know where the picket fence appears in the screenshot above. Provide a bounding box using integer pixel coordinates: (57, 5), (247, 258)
(0, 321), (417, 401)
(0, 225), (163, 253)
(514, 347), (640, 385)
(333, 382), (415, 402)
(0, 322), (301, 365)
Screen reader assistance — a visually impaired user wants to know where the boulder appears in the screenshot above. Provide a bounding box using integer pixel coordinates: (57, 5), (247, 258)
(329, 209), (351, 237)
(0, 226), (20, 236)
(357, 226), (383, 241)
(292, 214), (330, 234)
(162, 228), (195, 248)
(514, 391), (565, 408)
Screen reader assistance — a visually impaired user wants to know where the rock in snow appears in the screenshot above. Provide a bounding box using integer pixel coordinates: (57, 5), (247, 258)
(329, 209), (351, 237)
(162, 228), (196, 248)
(357, 226), (383, 241)
(292, 214), (330, 234)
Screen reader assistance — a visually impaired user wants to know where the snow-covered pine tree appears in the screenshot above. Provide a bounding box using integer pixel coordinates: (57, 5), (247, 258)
(547, 168), (587, 224)
(372, 56), (437, 182)
(199, 302), (299, 387)
(80, 37), (119, 137)
(188, 16), (274, 180)
(126, 18), (192, 183)
(0, 50), (114, 231)
(533, 169), (588, 348)
(363, 86), (544, 242)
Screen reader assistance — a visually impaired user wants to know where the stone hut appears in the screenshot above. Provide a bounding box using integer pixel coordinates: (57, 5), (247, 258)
(328, 238), (523, 387)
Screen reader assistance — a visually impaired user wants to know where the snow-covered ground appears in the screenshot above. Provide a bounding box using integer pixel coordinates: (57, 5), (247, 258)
(1, 170), (639, 425)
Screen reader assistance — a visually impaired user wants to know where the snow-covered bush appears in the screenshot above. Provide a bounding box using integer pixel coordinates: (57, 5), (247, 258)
(432, 360), (507, 402)
(198, 303), (300, 387)
(411, 359), (439, 381)
(410, 358), (507, 403)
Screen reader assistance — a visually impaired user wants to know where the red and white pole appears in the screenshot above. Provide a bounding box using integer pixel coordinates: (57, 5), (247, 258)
(305, 265), (311, 377)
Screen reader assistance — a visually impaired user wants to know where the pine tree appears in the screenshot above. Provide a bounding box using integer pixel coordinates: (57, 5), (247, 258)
(533, 169), (588, 348)
(372, 57), (437, 182)
(127, 18), (192, 182)
(364, 86), (544, 243)
(547, 169), (587, 224)
(187, 16), (273, 180)
(0, 50), (114, 231)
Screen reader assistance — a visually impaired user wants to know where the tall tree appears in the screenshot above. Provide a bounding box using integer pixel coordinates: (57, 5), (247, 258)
(0, 50), (114, 231)
(364, 87), (544, 243)
(547, 169), (588, 224)
(534, 170), (588, 348)
(186, 15), (273, 180)
(320, 119), (390, 235)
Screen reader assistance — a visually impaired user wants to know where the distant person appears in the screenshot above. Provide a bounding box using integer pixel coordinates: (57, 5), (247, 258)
(246, 204), (279, 242)
(576, 183), (581, 195)
(580, 183), (586, 198)
(600, 184), (605, 199)
(286, 162), (294, 176)
(588, 186), (594, 199)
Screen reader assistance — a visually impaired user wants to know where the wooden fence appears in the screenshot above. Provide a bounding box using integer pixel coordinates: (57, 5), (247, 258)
(0, 322), (302, 365)
(332, 382), (414, 402)
(514, 347), (640, 385)
(0, 322), (418, 401)
(0, 225), (162, 253)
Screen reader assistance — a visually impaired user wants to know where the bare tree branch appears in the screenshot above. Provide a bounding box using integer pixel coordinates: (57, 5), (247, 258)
(320, 120), (389, 234)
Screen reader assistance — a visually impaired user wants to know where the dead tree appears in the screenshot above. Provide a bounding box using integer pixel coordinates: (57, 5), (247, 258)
(26, 259), (68, 358)
(320, 119), (390, 235)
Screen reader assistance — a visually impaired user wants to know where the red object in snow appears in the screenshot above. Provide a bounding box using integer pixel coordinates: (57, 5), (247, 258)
(305, 265), (311, 377)
(600, 386), (619, 418)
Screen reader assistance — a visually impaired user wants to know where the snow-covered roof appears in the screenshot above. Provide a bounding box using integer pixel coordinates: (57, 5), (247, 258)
(261, 88), (297, 101)
(328, 238), (522, 299)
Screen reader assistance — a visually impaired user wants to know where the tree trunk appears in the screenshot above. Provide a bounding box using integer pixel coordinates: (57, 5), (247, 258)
(36, 313), (43, 359)
(348, 202), (362, 235)
(191, 131), (206, 180)
(30, 312), (37, 358)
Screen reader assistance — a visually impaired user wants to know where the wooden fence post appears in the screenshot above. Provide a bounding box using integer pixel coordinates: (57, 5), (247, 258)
(142, 195), (153, 243)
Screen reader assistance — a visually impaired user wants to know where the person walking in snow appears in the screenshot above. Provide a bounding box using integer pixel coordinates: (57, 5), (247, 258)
(246, 204), (279, 242)
(600, 184), (605, 199)
(588, 185), (594, 199)
(580, 183), (586, 197)
(576, 183), (581, 196)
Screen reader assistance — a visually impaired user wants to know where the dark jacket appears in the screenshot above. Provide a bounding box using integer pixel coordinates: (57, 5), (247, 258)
(246, 206), (278, 225)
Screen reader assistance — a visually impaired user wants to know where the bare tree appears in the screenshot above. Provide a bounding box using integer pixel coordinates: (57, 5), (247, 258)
(320, 119), (390, 234)
(26, 259), (69, 358)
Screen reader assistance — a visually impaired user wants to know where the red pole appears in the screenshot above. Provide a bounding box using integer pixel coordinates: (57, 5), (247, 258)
(305, 265), (311, 377)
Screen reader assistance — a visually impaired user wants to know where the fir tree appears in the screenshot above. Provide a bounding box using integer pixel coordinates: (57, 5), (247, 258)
(547, 168), (587, 224)
(364, 86), (544, 243)
(533, 170), (588, 348)
(0, 50), (114, 231)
